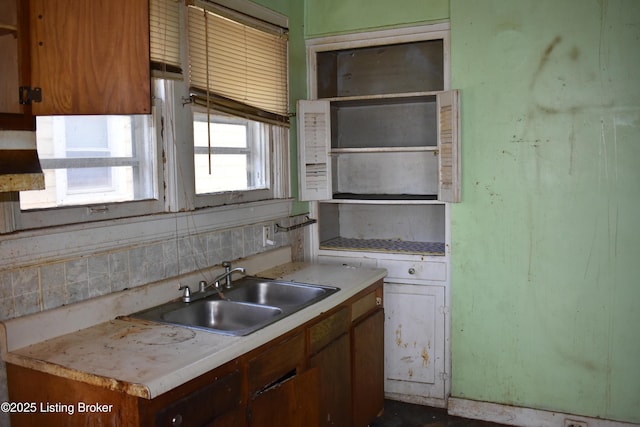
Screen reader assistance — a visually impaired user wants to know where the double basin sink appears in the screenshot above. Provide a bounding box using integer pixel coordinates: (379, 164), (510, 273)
(128, 277), (339, 336)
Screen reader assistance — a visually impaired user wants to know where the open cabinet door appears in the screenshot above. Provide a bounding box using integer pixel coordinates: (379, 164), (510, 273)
(437, 90), (461, 203)
(297, 100), (331, 201)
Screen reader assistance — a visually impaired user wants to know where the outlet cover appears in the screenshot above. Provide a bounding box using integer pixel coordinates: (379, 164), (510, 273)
(262, 225), (274, 247)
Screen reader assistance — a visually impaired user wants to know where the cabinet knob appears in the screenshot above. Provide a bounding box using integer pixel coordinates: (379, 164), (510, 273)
(171, 414), (183, 426)
(408, 268), (416, 275)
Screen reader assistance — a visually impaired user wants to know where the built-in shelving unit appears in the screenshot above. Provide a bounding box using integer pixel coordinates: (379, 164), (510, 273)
(302, 23), (459, 407)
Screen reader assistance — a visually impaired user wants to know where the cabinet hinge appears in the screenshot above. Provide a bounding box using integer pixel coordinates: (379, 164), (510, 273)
(19, 87), (42, 105)
(439, 371), (450, 382)
(439, 305), (450, 314)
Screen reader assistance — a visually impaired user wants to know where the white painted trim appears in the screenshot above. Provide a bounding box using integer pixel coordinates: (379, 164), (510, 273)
(448, 398), (640, 427)
(0, 198), (292, 270)
(385, 391), (447, 409)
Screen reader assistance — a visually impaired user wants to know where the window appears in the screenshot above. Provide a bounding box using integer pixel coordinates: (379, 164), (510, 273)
(20, 115), (157, 210)
(193, 112), (268, 194)
(14, 87), (164, 230)
(187, 1), (290, 208)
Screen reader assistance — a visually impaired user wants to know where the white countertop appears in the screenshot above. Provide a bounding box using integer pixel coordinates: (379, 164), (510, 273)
(1, 258), (386, 399)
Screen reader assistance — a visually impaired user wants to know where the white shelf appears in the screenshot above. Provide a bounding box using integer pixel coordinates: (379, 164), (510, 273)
(330, 146), (437, 154)
(321, 198), (443, 205)
(319, 91), (440, 103)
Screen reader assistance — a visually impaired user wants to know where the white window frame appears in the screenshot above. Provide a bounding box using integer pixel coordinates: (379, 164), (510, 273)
(12, 82), (166, 230)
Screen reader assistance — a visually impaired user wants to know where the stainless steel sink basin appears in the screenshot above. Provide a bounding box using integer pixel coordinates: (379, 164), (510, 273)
(126, 277), (339, 336)
(224, 278), (329, 308)
(162, 300), (282, 333)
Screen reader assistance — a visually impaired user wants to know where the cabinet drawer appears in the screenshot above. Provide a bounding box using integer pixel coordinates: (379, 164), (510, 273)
(379, 259), (447, 282)
(351, 290), (381, 322)
(155, 369), (241, 427)
(308, 307), (349, 355)
(248, 333), (305, 394)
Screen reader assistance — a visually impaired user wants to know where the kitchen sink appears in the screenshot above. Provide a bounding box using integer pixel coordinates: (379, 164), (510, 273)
(126, 277), (339, 336)
(224, 278), (328, 308)
(162, 300), (282, 333)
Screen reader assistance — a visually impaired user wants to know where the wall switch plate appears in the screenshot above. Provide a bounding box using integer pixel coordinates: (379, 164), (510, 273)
(564, 420), (587, 427)
(262, 225), (274, 247)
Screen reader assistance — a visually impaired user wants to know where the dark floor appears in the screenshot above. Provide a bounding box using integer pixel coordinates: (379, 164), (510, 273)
(370, 400), (511, 427)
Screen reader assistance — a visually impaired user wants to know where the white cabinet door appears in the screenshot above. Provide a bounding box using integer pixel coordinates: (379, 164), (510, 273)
(384, 282), (446, 405)
(437, 90), (461, 203)
(297, 99), (332, 201)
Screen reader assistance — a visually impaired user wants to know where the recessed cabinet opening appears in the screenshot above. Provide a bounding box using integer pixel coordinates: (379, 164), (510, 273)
(316, 39), (444, 98)
(331, 96), (438, 149)
(318, 203), (446, 256)
(332, 151), (438, 198)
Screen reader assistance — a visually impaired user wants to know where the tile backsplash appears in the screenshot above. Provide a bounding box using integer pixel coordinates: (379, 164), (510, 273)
(0, 216), (299, 322)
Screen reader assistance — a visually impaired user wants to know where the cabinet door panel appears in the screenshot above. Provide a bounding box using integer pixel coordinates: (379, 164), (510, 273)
(250, 367), (320, 427)
(297, 99), (332, 201)
(29, 0), (150, 115)
(352, 309), (384, 427)
(437, 89), (461, 202)
(309, 334), (351, 427)
(383, 283), (445, 399)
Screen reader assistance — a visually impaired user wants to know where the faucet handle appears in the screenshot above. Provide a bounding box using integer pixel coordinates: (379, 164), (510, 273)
(178, 284), (192, 302)
(222, 261), (231, 269)
(198, 280), (207, 292)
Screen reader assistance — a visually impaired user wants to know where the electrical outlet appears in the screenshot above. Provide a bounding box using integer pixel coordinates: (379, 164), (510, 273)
(564, 419), (587, 427)
(262, 224), (274, 247)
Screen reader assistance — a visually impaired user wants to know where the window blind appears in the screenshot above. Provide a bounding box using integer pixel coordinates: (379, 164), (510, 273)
(187, 3), (289, 124)
(150, 0), (182, 77)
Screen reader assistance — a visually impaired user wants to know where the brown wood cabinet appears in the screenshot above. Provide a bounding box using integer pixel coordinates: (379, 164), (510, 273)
(0, 0), (151, 131)
(6, 279), (384, 427)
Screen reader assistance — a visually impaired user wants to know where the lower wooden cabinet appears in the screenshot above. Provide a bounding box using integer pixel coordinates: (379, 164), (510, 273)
(249, 367), (320, 427)
(7, 280), (384, 427)
(352, 309), (385, 427)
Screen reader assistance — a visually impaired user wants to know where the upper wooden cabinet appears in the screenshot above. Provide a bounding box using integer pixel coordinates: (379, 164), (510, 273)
(0, 0), (151, 129)
(29, 0), (151, 115)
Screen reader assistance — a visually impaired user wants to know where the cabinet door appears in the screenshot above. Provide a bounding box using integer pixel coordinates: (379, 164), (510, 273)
(437, 90), (461, 202)
(29, 0), (151, 115)
(249, 367), (320, 427)
(352, 309), (384, 427)
(309, 333), (351, 427)
(297, 99), (332, 201)
(383, 283), (446, 402)
(0, 0), (34, 130)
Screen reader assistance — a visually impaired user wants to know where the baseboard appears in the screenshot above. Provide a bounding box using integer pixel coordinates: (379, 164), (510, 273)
(384, 391), (447, 409)
(448, 397), (640, 427)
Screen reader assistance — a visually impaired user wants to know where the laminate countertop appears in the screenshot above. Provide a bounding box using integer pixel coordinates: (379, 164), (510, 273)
(1, 257), (386, 399)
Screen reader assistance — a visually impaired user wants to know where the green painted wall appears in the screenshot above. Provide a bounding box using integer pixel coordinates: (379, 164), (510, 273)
(450, 0), (640, 422)
(252, 0), (308, 215)
(304, 0), (449, 38)
(301, 0), (640, 423)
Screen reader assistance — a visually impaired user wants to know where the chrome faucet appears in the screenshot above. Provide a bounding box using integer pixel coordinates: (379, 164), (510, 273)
(213, 261), (246, 289)
(177, 262), (246, 303)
